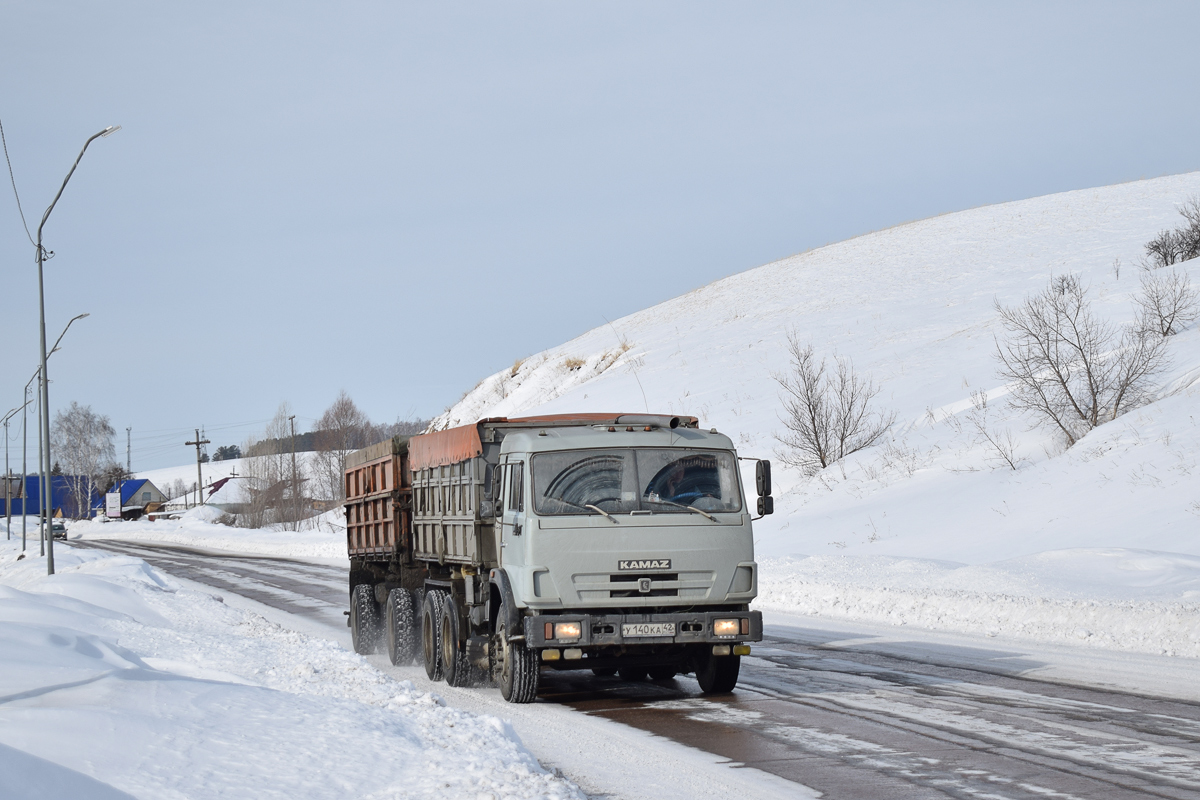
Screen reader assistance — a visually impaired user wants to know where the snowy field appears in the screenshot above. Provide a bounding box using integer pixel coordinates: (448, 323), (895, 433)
(0, 534), (582, 800)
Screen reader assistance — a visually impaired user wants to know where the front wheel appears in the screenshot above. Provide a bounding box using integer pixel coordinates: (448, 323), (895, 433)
(350, 584), (381, 655)
(495, 602), (539, 703)
(695, 650), (740, 694)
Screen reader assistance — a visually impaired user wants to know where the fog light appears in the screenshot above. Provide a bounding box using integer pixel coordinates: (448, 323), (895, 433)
(733, 645), (751, 656)
(563, 648), (583, 660)
(554, 621), (582, 640)
(542, 649), (561, 661)
(713, 619), (739, 636)
(712, 645), (731, 656)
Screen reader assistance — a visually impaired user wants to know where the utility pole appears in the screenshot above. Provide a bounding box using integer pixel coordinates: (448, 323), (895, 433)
(288, 415), (298, 528)
(185, 429), (210, 508)
(37, 373), (44, 557)
(22, 383), (29, 550)
(4, 417), (9, 540)
(126, 427), (131, 476)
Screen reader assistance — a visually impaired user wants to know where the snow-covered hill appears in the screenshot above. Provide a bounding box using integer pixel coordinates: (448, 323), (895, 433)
(434, 173), (1200, 568)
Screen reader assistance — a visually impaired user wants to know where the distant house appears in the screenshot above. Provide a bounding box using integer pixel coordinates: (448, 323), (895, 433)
(96, 479), (168, 520)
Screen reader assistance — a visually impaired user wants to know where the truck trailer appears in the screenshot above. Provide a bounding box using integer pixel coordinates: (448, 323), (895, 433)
(344, 413), (773, 703)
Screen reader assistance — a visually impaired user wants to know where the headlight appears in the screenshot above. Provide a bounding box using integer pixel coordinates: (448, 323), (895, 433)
(713, 619), (740, 636)
(554, 621), (582, 640)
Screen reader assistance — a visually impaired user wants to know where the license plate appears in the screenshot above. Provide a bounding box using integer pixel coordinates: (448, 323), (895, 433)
(622, 622), (676, 638)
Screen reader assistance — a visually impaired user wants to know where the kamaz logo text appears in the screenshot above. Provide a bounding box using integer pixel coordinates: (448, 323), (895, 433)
(618, 559), (671, 570)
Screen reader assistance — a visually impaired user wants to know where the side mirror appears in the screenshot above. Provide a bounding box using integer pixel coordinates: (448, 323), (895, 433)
(755, 460), (771, 497)
(757, 495), (774, 516)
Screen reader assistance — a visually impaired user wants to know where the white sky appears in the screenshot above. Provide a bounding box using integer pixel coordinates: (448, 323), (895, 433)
(3, 1), (1199, 469)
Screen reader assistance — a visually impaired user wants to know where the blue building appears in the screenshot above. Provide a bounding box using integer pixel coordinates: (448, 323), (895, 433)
(2, 475), (94, 519)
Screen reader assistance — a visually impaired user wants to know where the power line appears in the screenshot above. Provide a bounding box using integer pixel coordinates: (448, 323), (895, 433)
(0, 116), (34, 246)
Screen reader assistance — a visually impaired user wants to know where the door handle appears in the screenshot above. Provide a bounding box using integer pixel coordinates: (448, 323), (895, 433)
(513, 521), (523, 536)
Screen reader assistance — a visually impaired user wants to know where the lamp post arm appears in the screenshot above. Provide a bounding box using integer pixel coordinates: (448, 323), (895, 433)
(36, 130), (109, 250)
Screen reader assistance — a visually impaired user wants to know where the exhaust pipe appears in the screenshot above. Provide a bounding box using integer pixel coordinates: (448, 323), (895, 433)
(615, 414), (684, 429)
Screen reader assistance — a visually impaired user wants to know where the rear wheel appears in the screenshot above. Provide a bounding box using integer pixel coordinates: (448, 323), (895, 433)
(495, 601), (539, 703)
(439, 594), (476, 687)
(695, 650), (740, 694)
(385, 588), (418, 666)
(618, 667), (648, 682)
(421, 589), (446, 681)
(648, 665), (677, 681)
(350, 584), (381, 655)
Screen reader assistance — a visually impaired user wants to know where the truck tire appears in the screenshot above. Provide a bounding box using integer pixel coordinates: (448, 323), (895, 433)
(350, 583), (381, 655)
(439, 595), (475, 687)
(695, 650), (740, 694)
(422, 589), (446, 681)
(495, 602), (539, 703)
(385, 588), (418, 666)
(648, 665), (677, 681)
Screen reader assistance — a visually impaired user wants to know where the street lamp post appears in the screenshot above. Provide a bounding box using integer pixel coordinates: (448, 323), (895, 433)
(35, 126), (118, 575)
(2, 401), (32, 539)
(28, 314), (90, 556)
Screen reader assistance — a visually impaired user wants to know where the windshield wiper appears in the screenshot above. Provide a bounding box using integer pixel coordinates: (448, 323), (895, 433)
(553, 497), (618, 523)
(644, 496), (718, 522)
(584, 504), (618, 523)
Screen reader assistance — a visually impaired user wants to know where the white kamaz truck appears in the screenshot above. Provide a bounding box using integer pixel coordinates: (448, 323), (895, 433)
(344, 413), (772, 703)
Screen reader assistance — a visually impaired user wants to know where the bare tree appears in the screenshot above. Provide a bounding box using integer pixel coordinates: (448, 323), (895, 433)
(994, 274), (1169, 447)
(1144, 195), (1200, 268)
(773, 332), (895, 475)
(965, 390), (1023, 471)
(241, 403), (307, 529)
(51, 402), (116, 518)
(312, 391), (373, 503)
(168, 478), (190, 501)
(1136, 269), (1199, 336)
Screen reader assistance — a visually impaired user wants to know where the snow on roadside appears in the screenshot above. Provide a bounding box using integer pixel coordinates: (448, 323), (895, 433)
(0, 538), (581, 800)
(72, 507), (347, 561)
(757, 549), (1200, 658)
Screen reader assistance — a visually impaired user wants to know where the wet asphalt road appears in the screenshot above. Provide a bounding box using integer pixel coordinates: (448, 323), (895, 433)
(73, 539), (1200, 800)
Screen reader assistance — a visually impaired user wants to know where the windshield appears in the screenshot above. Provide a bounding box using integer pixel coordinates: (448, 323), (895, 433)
(532, 448), (742, 516)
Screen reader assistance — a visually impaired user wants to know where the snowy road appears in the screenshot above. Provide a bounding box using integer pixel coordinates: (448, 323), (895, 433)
(72, 539), (1200, 800)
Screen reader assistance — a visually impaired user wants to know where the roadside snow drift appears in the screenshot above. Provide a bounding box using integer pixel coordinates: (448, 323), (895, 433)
(0, 539), (581, 800)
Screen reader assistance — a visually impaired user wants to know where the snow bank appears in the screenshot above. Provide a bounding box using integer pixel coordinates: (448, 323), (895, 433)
(757, 549), (1200, 658)
(72, 509), (348, 560)
(0, 538), (581, 800)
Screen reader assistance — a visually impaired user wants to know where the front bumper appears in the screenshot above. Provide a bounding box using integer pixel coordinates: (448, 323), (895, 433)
(523, 610), (762, 649)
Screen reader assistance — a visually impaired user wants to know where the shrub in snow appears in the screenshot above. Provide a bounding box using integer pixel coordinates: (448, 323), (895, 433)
(773, 331), (896, 475)
(1136, 269), (1199, 337)
(1143, 196), (1200, 268)
(994, 274), (1168, 447)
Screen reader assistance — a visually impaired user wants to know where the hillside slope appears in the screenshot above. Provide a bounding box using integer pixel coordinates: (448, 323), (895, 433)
(434, 173), (1200, 566)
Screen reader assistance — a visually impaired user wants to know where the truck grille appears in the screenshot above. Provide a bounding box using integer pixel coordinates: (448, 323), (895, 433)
(609, 572), (677, 598)
(572, 570), (716, 602)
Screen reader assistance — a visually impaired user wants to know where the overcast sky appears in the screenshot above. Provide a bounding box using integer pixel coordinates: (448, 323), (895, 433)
(3, 1), (1199, 470)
